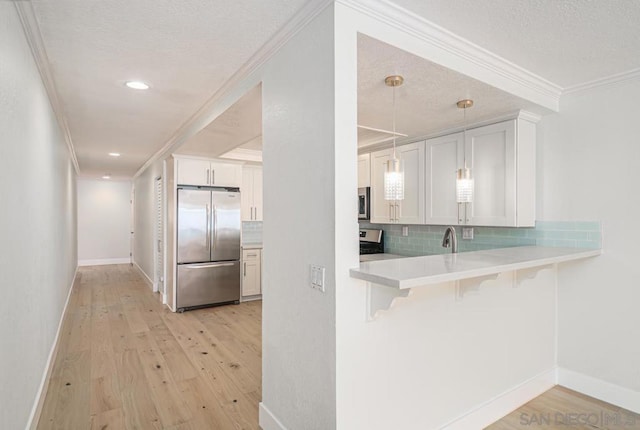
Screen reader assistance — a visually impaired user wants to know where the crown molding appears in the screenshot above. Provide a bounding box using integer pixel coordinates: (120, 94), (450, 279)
(133, 0), (333, 179)
(358, 110), (540, 154)
(337, 0), (562, 111)
(562, 68), (640, 95)
(14, 2), (80, 174)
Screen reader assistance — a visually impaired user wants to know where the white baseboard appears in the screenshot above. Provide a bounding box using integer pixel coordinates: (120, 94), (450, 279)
(441, 368), (556, 429)
(78, 257), (130, 266)
(26, 266), (78, 430)
(133, 261), (154, 289)
(558, 367), (640, 414)
(259, 403), (288, 430)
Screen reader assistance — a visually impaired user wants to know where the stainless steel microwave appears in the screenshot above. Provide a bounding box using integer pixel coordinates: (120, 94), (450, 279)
(358, 187), (370, 220)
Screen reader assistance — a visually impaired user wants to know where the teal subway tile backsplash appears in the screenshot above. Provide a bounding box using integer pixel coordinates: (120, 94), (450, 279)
(242, 221), (262, 245)
(360, 220), (601, 257)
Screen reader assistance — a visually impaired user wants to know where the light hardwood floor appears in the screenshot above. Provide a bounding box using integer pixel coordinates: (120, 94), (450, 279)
(38, 265), (638, 430)
(487, 385), (640, 430)
(37, 264), (262, 430)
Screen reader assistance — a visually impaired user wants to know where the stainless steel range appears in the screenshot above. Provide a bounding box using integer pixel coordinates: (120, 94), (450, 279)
(359, 228), (384, 255)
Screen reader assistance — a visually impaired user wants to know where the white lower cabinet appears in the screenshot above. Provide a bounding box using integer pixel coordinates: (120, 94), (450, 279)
(241, 249), (261, 297)
(370, 141), (425, 224)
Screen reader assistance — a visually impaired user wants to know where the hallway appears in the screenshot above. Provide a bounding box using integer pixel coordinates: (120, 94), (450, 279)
(37, 265), (262, 429)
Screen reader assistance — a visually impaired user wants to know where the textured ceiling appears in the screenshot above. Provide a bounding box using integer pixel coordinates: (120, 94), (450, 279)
(29, 0), (640, 177)
(357, 35), (551, 144)
(30, 0), (308, 178)
(389, 0), (640, 87)
(175, 84), (262, 158)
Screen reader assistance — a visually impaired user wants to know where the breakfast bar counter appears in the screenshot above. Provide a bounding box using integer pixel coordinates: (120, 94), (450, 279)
(350, 246), (601, 289)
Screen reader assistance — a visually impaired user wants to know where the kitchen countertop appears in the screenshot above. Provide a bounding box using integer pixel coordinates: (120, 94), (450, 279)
(242, 243), (263, 249)
(351, 246), (601, 289)
(359, 253), (406, 262)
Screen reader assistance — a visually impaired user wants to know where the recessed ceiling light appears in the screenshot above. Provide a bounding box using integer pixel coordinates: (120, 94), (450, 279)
(109, 152), (121, 157)
(125, 81), (150, 90)
(102, 175), (111, 180)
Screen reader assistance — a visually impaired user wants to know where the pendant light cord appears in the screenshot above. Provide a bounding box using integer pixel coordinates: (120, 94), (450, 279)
(463, 104), (466, 169)
(392, 83), (397, 159)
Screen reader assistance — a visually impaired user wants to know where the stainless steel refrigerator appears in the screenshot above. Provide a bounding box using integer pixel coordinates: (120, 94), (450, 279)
(176, 187), (241, 311)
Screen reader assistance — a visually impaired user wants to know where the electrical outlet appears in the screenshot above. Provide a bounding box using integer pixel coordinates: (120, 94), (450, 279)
(462, 227), (474, 240)
(310, 265), (325, 293)
(402, 226), (409, 236)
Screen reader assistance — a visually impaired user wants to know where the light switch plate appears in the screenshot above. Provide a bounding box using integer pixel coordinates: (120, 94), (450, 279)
(462, 227), (474, 240)
(402, 226), (409, 236)
(310, 264), (325, 292)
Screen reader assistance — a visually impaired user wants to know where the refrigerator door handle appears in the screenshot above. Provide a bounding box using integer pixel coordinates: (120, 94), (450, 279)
(212, 205), (217, 251)
(206, 204), (211, 252)
(187, 262), (236, 269)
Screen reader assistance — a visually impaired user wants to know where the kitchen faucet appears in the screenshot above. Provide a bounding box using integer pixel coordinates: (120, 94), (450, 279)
(442, 226), (458, 253)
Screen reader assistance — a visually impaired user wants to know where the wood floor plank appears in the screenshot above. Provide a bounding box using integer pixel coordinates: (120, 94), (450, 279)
(37, 264), (262, 430)
(487, 385), (640, 429)
(90, 408), (125, 430)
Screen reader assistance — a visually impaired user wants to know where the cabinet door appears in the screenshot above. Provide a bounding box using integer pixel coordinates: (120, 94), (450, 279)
(465, 121), (516, 226)
(177, 158), (211, 186)
(241, 168), (254, 221)
(396, 141), (425, 224)
(210, 162), (241, 187)
(425, 133), (464, 225)
(370, 148), (393, 224)
(240, 166), (263, 222)
(357, 153), (371, 188)
(242, 250), (261, 296)
(252, 167), (263, 221)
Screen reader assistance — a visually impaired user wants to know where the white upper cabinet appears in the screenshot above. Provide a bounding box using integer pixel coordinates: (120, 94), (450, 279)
(357, 153), (371, 188)
(370, 141), (425, 224)
(241, 166), (263, 221)
(467, 118), (535, 227)
(464, 120), (517, 227)
(424, 118), (536, 227)
(424, 132), (464, 225)
(176, 158), (210, 186)
(210, 161), (242, 187)
(176, 157), (241, 187)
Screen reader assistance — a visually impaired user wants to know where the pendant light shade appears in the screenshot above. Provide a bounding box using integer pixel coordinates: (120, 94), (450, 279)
(384, 158), (404, 200)
(456, 165), (474, 203)
(384, 75), (404, 201)
(456, 99), (474, 203)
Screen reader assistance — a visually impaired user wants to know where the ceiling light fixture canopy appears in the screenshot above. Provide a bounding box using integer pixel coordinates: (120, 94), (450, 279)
(108, 152), (121, 157)
(125, 80), (150, 90)
(384, 75), (405, 201)
(456, 99), (474, 203)
(102, 174), (111, 180)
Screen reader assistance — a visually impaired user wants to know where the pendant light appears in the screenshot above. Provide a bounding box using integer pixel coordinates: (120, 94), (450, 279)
(456, 99), (474, 203)
(384, 75), (405, 201)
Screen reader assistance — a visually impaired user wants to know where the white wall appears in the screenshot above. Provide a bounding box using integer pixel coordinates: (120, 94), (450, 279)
(260, 5), (341, 429)
(538, 78), (640, 407)
(77, 178), (131, 265)
(133, 159), (163, 280)
(0, 5), (78, 429)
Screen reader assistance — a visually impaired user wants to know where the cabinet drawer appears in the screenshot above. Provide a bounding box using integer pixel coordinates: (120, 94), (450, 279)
(242, 249), (261, 261)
